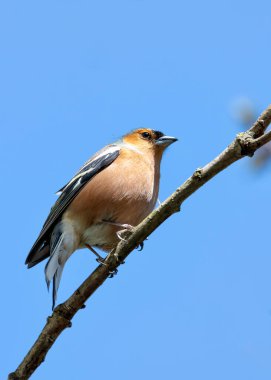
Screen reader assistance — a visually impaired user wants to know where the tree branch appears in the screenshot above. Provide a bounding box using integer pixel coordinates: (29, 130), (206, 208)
(8, 105), (271, 380)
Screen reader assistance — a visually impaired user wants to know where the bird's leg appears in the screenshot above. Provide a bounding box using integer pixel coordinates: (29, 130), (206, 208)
(102, 250), (119, 277)
(110, 222), (146, 251)
(85, 244), (107, 265)
(102, 220), (134, 241)
(85, 244), (119, 277)
(116, 226), (133, 242)
(102, 220), (146, 251)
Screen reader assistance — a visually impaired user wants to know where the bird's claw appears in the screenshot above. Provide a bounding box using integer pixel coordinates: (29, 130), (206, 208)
(96, 257), (107, 266)
(114, 252), (125, 265)
(117, 228), (134, 241)
(95, 251), (122, 277)
(137, 242), (144, 251)
(108, 268), (118, 278)
(136, 237), (148, 251)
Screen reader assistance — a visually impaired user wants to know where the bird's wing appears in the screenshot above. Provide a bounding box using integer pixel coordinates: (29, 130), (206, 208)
(26, 144), (120, 267)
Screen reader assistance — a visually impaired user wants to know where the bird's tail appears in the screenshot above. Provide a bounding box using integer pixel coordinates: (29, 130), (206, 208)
(45, 224), (70, 309)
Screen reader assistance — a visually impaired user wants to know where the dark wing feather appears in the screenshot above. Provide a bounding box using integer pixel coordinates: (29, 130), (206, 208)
(26, 145), (120, 267)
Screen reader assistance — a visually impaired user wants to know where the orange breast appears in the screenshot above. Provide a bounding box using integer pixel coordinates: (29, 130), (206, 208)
(63, 147), (161, 249)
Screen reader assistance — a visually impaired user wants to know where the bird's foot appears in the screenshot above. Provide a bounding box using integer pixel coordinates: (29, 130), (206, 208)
(101, 219), (146, 254)
(108, 268), (118, 278)
(94, 249), (122, 277)
(94, 254), (118, 277)
(95, 256), (107, 265)
(85, 244), (106, 262)
(113, 252), (125, 265)
(115, 224), (148, 251)
(85, 244), (119, 278)
(102, 220), (134, 242)
(137, 237), (148, 251)
(116, 225), (134, 241)
(137, 241), (144, 251)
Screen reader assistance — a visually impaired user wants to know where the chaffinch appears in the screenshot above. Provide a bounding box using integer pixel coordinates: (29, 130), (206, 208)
(26, 128), (177, 308)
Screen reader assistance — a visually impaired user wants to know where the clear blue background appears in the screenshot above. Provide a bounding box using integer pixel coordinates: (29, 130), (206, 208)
(1, 1), (271, 379)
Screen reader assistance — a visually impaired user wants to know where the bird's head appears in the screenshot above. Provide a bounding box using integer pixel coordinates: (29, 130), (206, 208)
(123, 128), (177, 154)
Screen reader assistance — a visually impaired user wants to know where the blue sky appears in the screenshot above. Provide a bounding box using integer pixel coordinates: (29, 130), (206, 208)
(1, 1), (271, 379)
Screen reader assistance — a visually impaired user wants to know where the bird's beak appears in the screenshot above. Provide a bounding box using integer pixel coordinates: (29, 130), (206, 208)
(155, 135), (178, 146)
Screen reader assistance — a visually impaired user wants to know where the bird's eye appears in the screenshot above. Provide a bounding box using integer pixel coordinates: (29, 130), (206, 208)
(141, 132), (151, 140)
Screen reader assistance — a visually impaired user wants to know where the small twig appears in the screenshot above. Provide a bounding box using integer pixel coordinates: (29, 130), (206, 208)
(248, 106), (271, 137)
(8, 105), (271, 380)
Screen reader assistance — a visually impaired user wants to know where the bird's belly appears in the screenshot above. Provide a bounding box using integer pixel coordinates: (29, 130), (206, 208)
(79, 199), (153, 250)
(81, 222), (118, 251)
(65, 159), (159, 250)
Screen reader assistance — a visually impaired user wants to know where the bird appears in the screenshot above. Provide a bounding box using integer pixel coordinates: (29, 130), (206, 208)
(26, 128), (177, 308)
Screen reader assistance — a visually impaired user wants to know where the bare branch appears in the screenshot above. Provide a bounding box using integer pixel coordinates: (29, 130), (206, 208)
(248, 105), (271, 137)
(8, 105), (271, 380)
